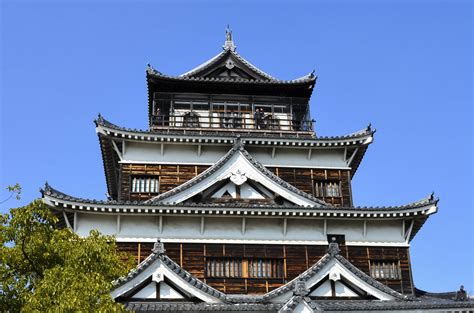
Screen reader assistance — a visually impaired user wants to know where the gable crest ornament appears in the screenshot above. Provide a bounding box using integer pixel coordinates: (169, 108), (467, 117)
(225, 59), (235, 69)
(329, 268), (341, 281)
(230, 170), (247, 186)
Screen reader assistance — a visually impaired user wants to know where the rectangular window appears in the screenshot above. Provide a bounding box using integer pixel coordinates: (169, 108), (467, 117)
(314, 181), (341, 197)
(206, 258), (283, 278)
(131, 176), (160, 193)
(370, 260), (401, 280)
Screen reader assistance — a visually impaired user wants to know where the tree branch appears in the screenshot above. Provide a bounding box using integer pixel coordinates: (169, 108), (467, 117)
(21, 236), (43, 279)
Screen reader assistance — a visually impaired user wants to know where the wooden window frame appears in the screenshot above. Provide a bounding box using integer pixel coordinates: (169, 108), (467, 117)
(130, 175), (160, 194)
(205, 257), (283, 279)
(313, 180), (342, 198)
(369, 260), (401, 280)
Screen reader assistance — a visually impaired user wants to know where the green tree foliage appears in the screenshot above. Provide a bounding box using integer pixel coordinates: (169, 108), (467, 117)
(0, 199), (135, 311)
(0, 184), (22, 204)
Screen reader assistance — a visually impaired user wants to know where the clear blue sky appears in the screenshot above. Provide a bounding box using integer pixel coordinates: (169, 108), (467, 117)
(1, 0), (472, 292)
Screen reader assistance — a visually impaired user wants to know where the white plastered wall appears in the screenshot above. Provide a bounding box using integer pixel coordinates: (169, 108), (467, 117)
(75, 213), (407, 245)
(121, 142), (349, 169)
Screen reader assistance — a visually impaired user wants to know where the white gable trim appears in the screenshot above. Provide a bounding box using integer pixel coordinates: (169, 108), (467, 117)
(156, 150), (319, 207)
(269, 258), (398, 303)
(110, 258), (222, 303)
(131, 281), (157, 299)
(307, 259), (395, 300)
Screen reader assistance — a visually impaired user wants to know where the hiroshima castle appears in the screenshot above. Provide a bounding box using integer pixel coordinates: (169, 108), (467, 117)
(41, 29), (473, 312)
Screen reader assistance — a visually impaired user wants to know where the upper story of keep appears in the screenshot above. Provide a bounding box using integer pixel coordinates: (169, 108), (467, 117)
(146, 28), (317, 135)
(94, 29), (375, 204)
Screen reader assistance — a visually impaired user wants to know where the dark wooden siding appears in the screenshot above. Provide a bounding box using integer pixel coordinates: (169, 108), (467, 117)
(119, 164), (352, 205)
(117, 243), (413, 295)
(119, 164), (208, 201)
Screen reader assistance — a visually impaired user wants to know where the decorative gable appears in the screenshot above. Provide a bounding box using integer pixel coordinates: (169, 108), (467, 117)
(190, 52), (270, 81)
(264, 240), (408, 303)
(146, 141), (327, 207)
(179, 27), (279, 82)
(111, 242), (225, 304)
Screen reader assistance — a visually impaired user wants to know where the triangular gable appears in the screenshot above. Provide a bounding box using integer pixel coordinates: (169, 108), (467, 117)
(207, 179), (268, 200)
(308, 277), (360, 298)
(189, 50), (271, 81)
(180, 49), (277, 81)
(146, 141), (327, 207)
(264, 241), (408, 303)
(111, 242), (225, 303)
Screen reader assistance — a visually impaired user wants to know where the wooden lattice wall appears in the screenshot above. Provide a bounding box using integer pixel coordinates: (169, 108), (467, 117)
(117, 242), (413, 295)
(119, 164), (352, 206)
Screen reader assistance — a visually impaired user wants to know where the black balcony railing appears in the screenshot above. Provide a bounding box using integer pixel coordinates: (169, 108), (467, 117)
(150, 113), (314, 132)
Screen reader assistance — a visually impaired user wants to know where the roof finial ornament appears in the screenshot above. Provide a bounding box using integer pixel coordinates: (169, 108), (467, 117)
(233, 135), (244, 151)
(455, 285), (468, 301)
(328, 237), (341, 256)
(223, 25), (236, 52)
(293, 280), (308, 296)
(226, 24), (232, 41)
(152, 240), (166, 255)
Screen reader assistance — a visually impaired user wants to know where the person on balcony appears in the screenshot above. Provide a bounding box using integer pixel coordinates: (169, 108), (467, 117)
(155, 108), (163, 126)
(254, 108), (264, 129)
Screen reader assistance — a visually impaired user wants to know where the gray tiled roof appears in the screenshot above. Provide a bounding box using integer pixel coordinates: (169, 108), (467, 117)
(314, 298), (474, 311)
(147, 67), (315, 85)
(179, 47), (278, 81)
(40, 183), (438, 213)
(280, 296), (323, 313)
(146, 48), (316, 85)
(95, 114), (375, 142)
(41, 182), (438, 213)
(123, 299), (474, 312)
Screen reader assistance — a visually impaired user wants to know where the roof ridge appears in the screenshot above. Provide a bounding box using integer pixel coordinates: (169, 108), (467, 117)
(179, 50), (226, 77)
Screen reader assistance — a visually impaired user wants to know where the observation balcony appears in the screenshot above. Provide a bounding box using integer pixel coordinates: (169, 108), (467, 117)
(150, 112), (315, 136)
(150, 92), (315, 136)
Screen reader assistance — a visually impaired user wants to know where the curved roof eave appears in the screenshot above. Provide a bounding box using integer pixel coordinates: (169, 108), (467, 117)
(41, 182), (438, 219)
(146, 67), (316, 85)
(95, 115), (375, 146)
(157, 44), (314, 83)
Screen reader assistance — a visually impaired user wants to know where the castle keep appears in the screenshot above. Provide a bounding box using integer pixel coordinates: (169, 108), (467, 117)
(42, 30), (473, 312)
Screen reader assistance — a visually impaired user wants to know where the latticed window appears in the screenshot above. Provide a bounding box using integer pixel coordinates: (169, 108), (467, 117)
(248, 259), (283, 278)
(314, 181), (341, 197)
(131, 176), (160, 193)
(370, 260), (401, 280)
(206, 258), (283, 278)
(206, 258), (242, 278)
